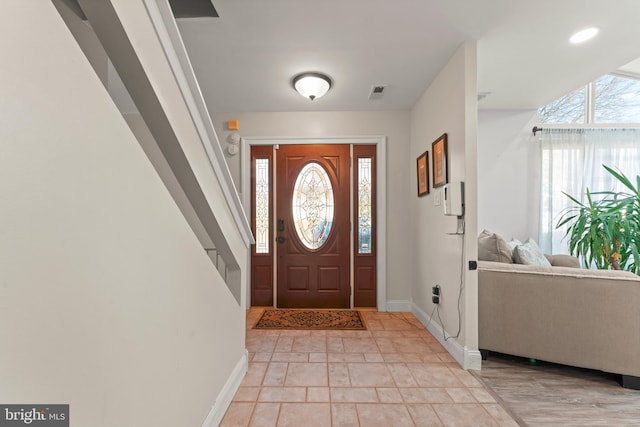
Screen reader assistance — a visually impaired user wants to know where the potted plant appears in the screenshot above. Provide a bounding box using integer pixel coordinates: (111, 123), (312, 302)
(557, 165), (640, 274)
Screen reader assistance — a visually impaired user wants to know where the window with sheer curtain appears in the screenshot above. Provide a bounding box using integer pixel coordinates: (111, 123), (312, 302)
(539, 128), (640, 254)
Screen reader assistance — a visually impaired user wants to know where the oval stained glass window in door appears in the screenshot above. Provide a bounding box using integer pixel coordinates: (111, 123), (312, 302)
(292, 162), (335, 249)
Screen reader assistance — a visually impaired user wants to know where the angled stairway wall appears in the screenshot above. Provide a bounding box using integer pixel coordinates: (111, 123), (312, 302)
(0, 1), (249, 425)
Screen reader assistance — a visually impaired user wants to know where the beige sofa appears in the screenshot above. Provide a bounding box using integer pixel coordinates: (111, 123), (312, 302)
(478, 259), (640, 389)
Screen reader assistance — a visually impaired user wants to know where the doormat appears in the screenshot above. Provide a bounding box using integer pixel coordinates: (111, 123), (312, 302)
(253, 309), (366, 330)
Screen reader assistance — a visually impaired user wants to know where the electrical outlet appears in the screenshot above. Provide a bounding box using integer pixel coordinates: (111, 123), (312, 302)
(431, 285), (441, 304)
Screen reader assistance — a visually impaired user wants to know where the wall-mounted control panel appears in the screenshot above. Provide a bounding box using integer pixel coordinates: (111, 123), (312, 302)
(443, 181), (464, 217)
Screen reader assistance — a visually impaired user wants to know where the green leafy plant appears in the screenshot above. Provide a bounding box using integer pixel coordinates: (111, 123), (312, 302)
(557, 165), (640, 274)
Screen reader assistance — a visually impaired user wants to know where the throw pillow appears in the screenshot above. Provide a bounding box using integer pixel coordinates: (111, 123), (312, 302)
(478, 230), (513, 263)
(508, 238), (522, 251)
(513, 238), (551, 267)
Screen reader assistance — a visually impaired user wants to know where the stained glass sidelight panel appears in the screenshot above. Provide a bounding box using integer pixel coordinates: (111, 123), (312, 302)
(255, 158), (270, 253)
(292, 162), (334, 249)
(357, 158), (372, 254)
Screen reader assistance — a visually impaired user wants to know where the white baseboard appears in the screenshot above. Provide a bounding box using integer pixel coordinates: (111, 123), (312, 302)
(465, 349), (482, 370)
(411, 303), (482, 370)
(386, 300), (412, 312)
(201, 349), (249, 427)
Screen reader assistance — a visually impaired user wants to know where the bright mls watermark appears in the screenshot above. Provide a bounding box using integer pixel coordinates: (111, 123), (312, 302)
(0, 405), (68, 426)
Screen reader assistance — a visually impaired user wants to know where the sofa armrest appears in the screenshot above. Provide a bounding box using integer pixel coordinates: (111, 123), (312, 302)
(544, 254), (580, 268)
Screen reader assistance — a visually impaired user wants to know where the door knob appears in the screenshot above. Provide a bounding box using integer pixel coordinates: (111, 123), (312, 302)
(276, 236), (286, 244)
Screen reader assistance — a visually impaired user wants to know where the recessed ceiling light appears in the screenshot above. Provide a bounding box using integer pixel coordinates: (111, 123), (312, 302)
(570, 27), (599, 44)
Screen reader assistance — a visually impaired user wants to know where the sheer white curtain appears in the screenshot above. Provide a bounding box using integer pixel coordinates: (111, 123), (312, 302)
(539, 128), (640, 254)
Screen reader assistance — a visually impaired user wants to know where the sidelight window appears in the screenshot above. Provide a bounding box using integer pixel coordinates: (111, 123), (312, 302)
(254, 158), (270, 254)
(357, 158), (373, 254)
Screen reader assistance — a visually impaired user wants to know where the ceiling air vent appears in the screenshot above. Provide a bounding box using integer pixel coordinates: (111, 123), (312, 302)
(369, 85), (387, 100)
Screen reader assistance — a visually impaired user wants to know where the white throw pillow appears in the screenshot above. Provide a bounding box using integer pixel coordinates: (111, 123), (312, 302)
(508, 238), (522, 251)
(513, 238), (551, 267)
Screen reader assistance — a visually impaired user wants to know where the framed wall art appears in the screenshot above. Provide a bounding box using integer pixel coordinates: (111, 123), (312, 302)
(416, 150), (429, 197)
(432, 133), (448, 188)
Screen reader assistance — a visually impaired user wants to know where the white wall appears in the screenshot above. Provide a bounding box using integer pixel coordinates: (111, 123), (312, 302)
(477, 109), (540, 241)
(211, 111), (413, 303)
(409, 42), (480, 368)
(0, 2), (245, 426)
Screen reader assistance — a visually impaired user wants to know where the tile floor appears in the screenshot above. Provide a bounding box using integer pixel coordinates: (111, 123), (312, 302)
(220, 309), (518, 427)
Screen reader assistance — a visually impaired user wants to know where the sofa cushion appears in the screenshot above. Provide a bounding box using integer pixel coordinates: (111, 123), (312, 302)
(550, 265), (640, 280)
(545, 254), (581, 268)
(479, 260), (640, 281)
(513, 238), (551, 267)
(478, 230), (513, 263)
(478, 260), (552, 274)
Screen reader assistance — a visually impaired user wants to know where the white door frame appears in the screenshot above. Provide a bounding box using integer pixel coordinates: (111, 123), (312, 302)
(241, 136), (387, 311)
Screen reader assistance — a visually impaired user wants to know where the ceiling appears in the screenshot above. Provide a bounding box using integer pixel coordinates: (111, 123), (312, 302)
(174, 0), (640, 112)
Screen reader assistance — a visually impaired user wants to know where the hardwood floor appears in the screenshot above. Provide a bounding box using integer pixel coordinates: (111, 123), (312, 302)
(473, 353), (640, 426)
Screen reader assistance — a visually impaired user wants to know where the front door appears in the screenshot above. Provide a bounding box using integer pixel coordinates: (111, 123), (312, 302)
(275, 144), (350, 308)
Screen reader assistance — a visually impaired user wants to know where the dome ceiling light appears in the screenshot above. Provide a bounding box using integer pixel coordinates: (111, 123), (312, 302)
(292, 72), (332, 101)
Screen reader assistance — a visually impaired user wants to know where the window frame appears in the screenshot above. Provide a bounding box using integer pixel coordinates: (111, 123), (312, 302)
(538, 72), (640, 127)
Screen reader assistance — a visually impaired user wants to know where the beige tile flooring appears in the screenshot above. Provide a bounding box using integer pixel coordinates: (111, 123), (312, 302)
(220, 309), (518, 426)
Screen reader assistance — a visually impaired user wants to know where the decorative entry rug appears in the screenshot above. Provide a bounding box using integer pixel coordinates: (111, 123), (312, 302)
(253, 309), (366, 330)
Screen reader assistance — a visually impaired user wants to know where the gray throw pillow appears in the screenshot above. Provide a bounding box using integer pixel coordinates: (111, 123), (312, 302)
(478, 230), (513, 263)
(513, 238), (551, 267)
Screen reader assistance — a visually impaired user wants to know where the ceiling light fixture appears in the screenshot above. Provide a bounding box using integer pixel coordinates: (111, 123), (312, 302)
(569, 27), (599, 44)
(292, 72), (332, 101)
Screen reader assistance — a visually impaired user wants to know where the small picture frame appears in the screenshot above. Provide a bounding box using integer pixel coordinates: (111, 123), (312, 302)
(432, 133), (448, 188)
(416, 150), (429, 197)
